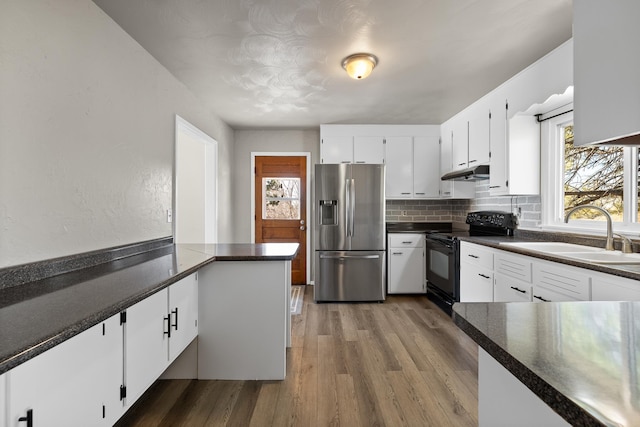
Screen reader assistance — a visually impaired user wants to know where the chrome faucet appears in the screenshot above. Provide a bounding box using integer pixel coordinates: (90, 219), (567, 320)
(564, 205), (614, 251)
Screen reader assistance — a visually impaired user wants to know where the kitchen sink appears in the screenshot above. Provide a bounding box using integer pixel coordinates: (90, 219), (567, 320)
(500, 241), (640, 264)
(555, 251), (640, 264)
(499, 241), (605, 253)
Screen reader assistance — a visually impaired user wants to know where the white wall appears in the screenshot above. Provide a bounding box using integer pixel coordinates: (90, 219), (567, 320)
(232, 130), (320, 243)
(0, 0), (235, 267)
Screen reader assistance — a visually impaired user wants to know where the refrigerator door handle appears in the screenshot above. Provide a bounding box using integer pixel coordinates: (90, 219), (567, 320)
(345, 178), (351, 237)
(319, 254), (380, 259)
(349, 178), (356, 237)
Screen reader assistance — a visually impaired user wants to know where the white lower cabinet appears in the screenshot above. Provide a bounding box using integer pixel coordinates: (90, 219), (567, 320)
(168, 273), (199, 361)
(124, 273), (198, 407)
(460, 242), (494, 302)
(493, 251), (532, 302)
(387, 233), (425, 294)
(124, 288), (170, 406)
(1, 373), (6, 427)
(532, 261), (591, 302)
(494, 273), (532, 302)
(591, 271), (640, 301)
(6, 314), (123, 427)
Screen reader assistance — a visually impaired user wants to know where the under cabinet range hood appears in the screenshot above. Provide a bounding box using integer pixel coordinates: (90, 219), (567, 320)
(441, 164), (490, 181)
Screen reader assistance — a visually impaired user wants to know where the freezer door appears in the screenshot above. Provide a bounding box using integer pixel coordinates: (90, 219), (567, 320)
(315, 164), (349, 250)
(350, 164), (385, 250)
(314, 251), (386, 302)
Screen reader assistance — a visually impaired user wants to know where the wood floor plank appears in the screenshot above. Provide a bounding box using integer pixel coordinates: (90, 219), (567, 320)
(317, 335), (339, 426)
(117, 290), (478, 427)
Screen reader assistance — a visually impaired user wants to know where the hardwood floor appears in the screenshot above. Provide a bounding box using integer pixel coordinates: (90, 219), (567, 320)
(116, 286), (478, 426)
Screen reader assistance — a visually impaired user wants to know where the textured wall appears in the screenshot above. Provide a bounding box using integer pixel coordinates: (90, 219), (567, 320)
(0, 0), (234, 267)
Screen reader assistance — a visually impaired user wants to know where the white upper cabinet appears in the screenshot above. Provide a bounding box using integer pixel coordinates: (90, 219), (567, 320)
(439, 124), (475, 199)
(451, 116), (469, 171)
(321, 124), (444, 199)
(320, 130), (384, 164)
(439, 39), (573, 196)
(573, 1), (640, 146)
(488, 90), (508, 193)
(353, 136), (385, 164)
(467, 100), (491, 167)
(413, 136), (440, 198)
(386, 135), (440, 199)
(385, 136), (414, 198)
(320, 136), (353, 164)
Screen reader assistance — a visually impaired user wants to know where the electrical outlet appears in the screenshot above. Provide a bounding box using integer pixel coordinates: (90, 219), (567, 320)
(402, 210), (408, 216)
(167, 208), (173, 223)
(512, 207), (522, 218)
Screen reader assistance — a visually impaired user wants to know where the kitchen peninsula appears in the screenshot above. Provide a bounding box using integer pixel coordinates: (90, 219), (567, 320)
(0, 240), (298, 425)
(454, 301), (640, 426)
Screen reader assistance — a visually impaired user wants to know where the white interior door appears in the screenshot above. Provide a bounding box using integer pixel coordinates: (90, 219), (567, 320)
(175, 116), (218, 244)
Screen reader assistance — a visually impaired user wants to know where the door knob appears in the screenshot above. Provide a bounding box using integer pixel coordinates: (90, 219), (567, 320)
(300, 220), (305, 225)
(300, 226), (305, 231)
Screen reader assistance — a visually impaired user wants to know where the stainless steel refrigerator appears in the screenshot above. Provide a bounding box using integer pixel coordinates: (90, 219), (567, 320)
(314, 163), (386, 302)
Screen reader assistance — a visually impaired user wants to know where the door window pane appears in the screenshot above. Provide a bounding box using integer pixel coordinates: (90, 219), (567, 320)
(263, 178), (300, 219)
(563, 125), (624, 221)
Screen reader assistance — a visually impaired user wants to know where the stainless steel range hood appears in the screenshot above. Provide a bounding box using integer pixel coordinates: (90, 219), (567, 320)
(440, 164), (490, 181)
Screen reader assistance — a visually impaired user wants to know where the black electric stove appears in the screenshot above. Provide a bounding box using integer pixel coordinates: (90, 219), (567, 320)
(425, 211), (517, 314)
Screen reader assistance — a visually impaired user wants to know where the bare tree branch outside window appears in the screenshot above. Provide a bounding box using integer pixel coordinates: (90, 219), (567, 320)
(263, 178), (301, 219)
(563, 125), (624, 221)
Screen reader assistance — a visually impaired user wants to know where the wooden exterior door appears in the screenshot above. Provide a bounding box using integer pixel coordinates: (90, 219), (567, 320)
(255, 156), (307, 285)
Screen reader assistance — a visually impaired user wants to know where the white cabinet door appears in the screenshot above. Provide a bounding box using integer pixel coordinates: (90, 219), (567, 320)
(321, 136), (353, 164)
(387, 234), (425, 294)
(385, 136), (413, 198)
(168, 273), (199, 362)
(591, 271), (640, 301)
(467, 102), (490, 167)
(460, 262), (493, 302)
(125, 288), (169, 406)
(353, 136), (385, 164)
(494, 273), (532, 302)
(439, 125), (454, 198)
(574, 3), (639, 146)
(489, 94), (508, 194)
(0, 373), (5, 427)
(452, 117), (469, 170)
(532, 261), (591, 302)
(6, 314), (123, 427)
(413, 136), (440, 198)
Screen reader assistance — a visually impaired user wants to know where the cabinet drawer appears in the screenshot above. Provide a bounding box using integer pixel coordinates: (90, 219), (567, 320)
(460, 242), (493, 270)
(388, 233), (424, 248)
(494, 273), (532, 302)
(533, 261), (591, 301)
(460, 263), (494, 302)
(495, 251), (532, 283)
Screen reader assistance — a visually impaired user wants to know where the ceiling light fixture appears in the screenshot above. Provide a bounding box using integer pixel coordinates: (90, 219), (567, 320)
(341, 53), (378, 80)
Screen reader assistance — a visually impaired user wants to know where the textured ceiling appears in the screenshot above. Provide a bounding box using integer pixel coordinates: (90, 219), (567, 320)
(92, 0), (573, 129)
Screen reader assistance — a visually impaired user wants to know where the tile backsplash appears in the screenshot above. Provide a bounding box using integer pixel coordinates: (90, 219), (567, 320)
(385, 181), (542, 230)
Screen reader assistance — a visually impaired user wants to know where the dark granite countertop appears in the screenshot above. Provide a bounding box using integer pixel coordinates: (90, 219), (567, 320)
(0, 242), (298, 375)
(453, 301), (640, 426)
(386, 221), (453, 233)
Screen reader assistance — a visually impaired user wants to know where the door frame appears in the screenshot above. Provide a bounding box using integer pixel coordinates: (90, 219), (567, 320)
(251, 152), (312, 284)
(174, 115), (218, 243)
